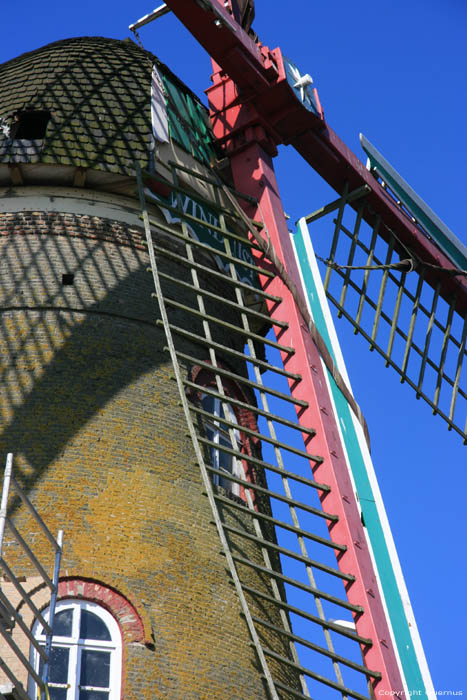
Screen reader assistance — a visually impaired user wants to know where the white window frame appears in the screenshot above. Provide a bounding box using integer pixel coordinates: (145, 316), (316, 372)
(202, 394), (244, 497)
(29, 599), (122, 700)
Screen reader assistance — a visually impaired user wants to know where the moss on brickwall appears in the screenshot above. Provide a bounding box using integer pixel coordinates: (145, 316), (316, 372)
(0, 205), (301, 698)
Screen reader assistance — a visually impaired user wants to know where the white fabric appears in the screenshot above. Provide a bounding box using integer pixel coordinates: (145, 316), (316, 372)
(151, 64), (169, 143)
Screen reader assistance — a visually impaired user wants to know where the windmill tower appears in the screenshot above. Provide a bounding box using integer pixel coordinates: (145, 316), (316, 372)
(0, 1), (464, 699)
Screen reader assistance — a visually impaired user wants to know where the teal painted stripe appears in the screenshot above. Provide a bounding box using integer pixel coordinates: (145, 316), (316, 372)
(292, 220), (429, 696)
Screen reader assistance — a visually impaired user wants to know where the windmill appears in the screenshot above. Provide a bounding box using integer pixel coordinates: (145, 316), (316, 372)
(0, 2), (464, 699)
(128, 1), (465, 697)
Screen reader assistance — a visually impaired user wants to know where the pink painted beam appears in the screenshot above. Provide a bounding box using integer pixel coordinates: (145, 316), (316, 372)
(228, 137), (405, 694)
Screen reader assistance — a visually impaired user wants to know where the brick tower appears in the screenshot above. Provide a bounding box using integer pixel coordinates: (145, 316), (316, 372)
(0, 37), (303, 699)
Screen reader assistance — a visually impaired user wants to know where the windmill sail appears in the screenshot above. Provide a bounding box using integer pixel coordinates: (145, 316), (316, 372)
(303, 178), (467, 442)
(160, 0), (467, 443)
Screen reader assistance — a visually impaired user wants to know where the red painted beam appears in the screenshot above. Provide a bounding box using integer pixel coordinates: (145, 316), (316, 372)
(164, 0), (276, 90)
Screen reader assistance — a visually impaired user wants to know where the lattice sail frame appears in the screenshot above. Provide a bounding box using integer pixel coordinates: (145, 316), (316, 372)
(304, 186), (467, 442)
(135, 163), (404, 700)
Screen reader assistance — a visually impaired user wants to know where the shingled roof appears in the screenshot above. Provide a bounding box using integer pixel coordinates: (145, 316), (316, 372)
(0, 36), (217, 176)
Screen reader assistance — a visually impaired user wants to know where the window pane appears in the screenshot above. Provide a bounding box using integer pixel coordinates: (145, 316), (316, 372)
(80, 691), (109, 700)
(219, 474), (232, 490)
(219, 434), (234, 490)
(53, 608), (73, 637)
(219, 452), (232, 474)
(206, 425), (216, 442)
(201, 394), (215, 414)
(49, 688), (68, 700)
(80, 649), (110, 688)
(40, 646), (70, 685)
(219, 436), (233, 474)
(80, 610), (111, 641)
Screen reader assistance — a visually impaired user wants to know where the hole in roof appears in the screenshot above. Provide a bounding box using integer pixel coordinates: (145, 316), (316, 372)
(12, 110), (51, 140)
(62, 273), (74, 286)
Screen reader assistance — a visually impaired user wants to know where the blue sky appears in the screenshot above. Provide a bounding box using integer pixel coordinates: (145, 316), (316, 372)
(2, 0), (466, 694)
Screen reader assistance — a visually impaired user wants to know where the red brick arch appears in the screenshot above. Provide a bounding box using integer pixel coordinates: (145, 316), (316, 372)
(58, 577), (151, 645)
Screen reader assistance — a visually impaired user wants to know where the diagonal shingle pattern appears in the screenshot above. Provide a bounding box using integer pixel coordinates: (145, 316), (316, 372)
(0, 36), (215, 174)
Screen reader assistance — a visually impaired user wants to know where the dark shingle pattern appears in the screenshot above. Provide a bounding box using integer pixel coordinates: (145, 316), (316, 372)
(0, 37), (215, 174)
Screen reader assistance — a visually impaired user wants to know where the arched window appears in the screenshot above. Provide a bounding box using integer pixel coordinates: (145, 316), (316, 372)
(202, 392), (242, 497)
(29, 599), (121, 700)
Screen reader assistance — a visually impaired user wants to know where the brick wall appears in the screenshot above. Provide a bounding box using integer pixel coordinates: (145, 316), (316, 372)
(0, 194), (300, 699)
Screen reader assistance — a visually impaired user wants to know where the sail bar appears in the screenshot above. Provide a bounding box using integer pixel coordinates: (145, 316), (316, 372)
(137, 149), (408, 696)
(227, 138), (405, 695)
(292, 218), (435, 697)
(129, 4), (171, 32)
(302, 190), (467, 443)
(137, 167), (379, 698)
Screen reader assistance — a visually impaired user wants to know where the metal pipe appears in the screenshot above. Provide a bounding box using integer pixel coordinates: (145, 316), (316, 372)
(4, 520), (54, 590)
(129, 4), (170, 31)
(42, 529), (64, 690)
(0, 588), (46, 658)
(0, 559), (51, 633)
(0, 454), (12, 558)
(10, 476), (59, 551)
